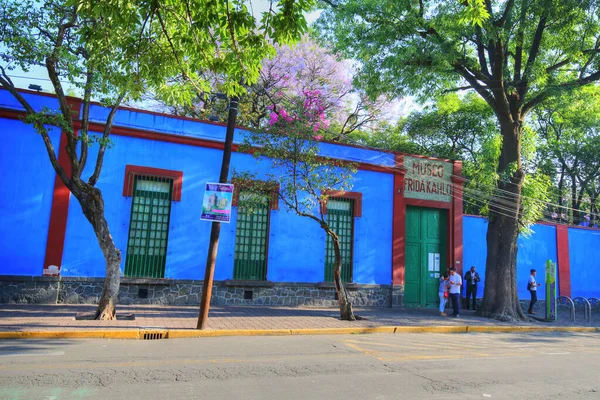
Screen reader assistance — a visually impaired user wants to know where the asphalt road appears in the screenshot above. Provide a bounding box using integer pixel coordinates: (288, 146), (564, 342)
(0, 331), (599, 400)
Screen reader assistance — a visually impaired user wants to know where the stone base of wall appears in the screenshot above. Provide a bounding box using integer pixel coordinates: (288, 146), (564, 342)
(0, 276), (405, 307)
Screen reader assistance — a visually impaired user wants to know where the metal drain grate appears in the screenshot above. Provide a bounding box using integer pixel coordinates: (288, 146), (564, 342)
(140, 329), (168, 340)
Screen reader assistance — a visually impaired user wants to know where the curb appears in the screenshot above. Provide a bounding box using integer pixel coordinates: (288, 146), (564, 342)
(0, 325), (598, 340)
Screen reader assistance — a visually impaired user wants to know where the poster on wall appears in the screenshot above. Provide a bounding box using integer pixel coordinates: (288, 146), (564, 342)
(200, 183), (234, 223)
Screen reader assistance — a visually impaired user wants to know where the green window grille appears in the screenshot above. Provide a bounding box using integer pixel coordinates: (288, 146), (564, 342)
(325, 198), (354, 283)
(124, 176), (173, 278)
(233, 193), (270, 280)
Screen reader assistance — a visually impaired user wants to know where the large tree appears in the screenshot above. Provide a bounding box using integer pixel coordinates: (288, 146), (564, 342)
(0, 0), (157, 319)
(319, 0), (600, 320)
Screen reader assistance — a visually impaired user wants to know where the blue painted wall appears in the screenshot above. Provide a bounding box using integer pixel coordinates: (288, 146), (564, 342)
(60, 130), (394, 284)
(462, 216), (558, 299)
(0, 118), (59, 275)
(88, 104), (393, 167)
(568, 227), (600, 299)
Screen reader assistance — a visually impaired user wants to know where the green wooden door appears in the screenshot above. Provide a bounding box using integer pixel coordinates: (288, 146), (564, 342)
(404, 206), (447, 307)
(325, 198), (354, 283)
(233, 193), (270, 280)
(124, 176), (173, 278)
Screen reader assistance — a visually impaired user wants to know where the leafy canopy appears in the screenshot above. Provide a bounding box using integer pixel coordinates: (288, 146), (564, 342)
(77, 0), (315, 107)
(317, 0), (600, 117)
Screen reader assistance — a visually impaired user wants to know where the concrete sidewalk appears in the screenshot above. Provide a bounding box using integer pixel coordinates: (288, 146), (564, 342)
(1, 303), (598, 335)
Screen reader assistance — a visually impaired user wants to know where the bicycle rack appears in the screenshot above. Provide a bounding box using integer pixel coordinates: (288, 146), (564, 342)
(572, 296), (591, 322)
(556, 296), (575, 322)
(587, 297), (600, 322)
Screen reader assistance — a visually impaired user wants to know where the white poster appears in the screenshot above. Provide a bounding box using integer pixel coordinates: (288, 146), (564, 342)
(200, 182), (234, 223)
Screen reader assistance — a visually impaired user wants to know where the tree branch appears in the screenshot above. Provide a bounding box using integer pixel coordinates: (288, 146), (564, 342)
(475, 26), (491, 78)
(546, 58), (571, 74)
(443, 85), (474, 93)
(513, 1), (527, 82)
(495, 0), (515, 27)
(88, 91), (126, 186)
(78, 66), (94, 176)
(453, 64), (498, 114)
(522, 70), (600, 115)
(45, 10), (80, 174)
(522, 14), (547, 82)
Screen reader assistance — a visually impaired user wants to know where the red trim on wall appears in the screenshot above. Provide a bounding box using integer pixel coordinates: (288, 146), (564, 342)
(42, 97), (82, 276)
(0, 109), (26, 120)
(451, 162), (464, 276)
(122, 165), (183, 202)
(322, 191), (363, 217)
(556, 224), (571, 297)
(0, 108), (395, 175)
(392, 154), (407, 285)
(42, 130), (73, 276)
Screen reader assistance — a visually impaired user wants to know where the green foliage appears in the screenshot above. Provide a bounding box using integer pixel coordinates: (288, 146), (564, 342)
(317, 1), (600, 103)
(533, 86), (600, 224)
(77, 0), (314, 108)
(459, 0), (491, 27)
(520, 172), (551, 235)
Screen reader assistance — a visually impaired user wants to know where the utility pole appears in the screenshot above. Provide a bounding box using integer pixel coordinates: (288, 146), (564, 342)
(197, 96), (239, 330)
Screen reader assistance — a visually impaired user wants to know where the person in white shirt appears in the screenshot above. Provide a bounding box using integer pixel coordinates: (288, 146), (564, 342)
(528, 269), (541, 314)
(448, 267), (462, 317)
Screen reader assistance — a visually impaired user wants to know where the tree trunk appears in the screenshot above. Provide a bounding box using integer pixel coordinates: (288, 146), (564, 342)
(479, 118), (527, 321)
(557, 166), (565, 220)
(74, 185), (122, 320)
(570, 174), (579, 224)
(328, 230), (356, 321)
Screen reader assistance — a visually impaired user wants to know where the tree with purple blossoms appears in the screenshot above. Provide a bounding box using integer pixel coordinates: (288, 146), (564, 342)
(236, 91), (358, 321)
(166, 37), (389, 139)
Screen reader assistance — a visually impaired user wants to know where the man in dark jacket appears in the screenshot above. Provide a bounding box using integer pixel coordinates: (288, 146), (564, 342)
(464, 266), (481, 310)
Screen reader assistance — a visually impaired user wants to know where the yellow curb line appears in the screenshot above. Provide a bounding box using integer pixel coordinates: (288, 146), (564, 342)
(0, 330), (141, 340)
(0, 326), (597, 340)
(467, 326), (599, 333)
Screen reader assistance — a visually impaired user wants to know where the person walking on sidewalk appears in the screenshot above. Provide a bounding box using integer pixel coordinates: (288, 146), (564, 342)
(439, 273), (450, 316)
(464, 266), (481, 311)
(448, 267), (462, 317)
(528, 269), (541, 314)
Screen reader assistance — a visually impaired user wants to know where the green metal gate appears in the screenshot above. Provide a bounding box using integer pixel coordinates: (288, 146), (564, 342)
(233, 193), (270, 280)
(124, 176), (173, 278)
(325, 198), (354, 283)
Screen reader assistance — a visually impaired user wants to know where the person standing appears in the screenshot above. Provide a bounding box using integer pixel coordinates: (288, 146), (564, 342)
(448, 267), (462, 318)
(528, 269), (541, 314)
(464, 266), (481, 311)
(439, 273), (450, 316)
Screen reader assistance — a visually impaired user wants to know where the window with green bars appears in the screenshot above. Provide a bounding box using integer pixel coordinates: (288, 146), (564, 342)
(325, 198), (354, 283)
(233, 192), (270, 281)
(124, 176), (173, 278)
